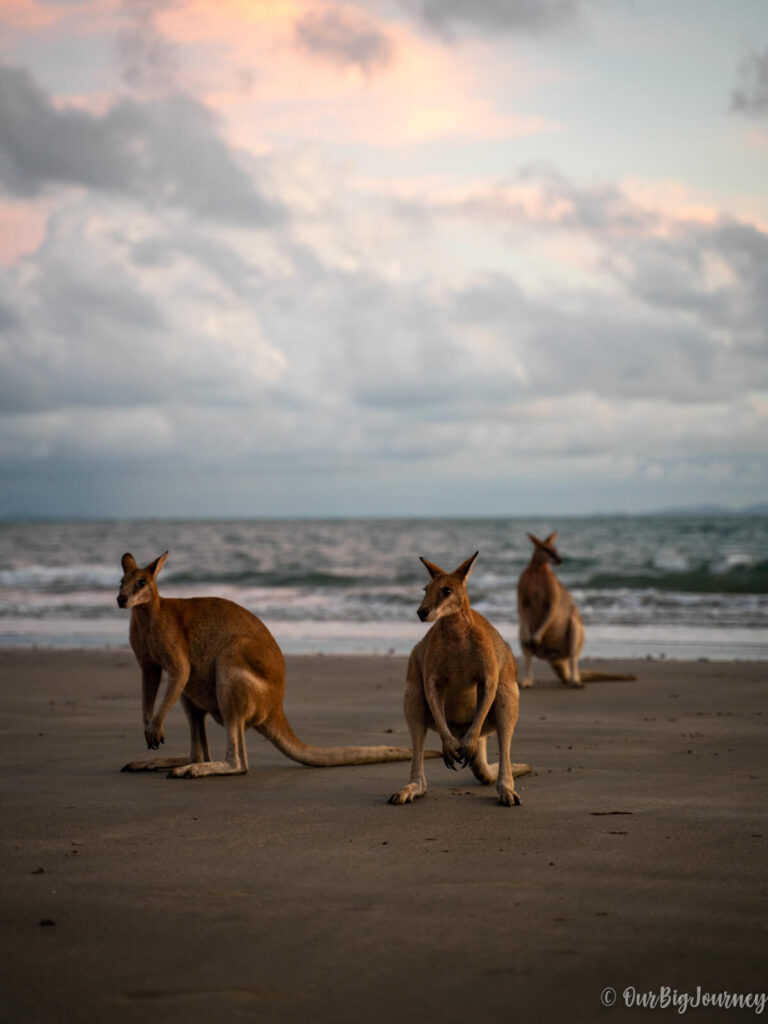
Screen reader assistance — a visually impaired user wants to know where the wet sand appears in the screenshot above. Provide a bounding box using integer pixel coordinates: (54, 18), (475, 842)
(0, 649), (766, 1023)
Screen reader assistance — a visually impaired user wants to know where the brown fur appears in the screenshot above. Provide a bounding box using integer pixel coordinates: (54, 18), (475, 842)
(517, 532), (636, 687)
(117, 551), (421, 777)
(389, 552), (531, 807)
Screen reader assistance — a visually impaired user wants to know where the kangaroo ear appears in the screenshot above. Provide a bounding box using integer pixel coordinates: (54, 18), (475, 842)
(147, 551), (169, 578)
(545, 531), (559, 545)
(454, 551), (478, 582)
(121, 553), (137, 572)
(527, 532), (543, 548)
(419, 556), (444, 579)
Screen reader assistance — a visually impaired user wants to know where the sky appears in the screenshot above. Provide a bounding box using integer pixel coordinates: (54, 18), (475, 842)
(0, 0), (767, 518)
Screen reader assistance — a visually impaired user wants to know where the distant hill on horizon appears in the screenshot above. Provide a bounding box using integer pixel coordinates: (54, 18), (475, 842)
(649, 502), (768, 517)
(1, 503), (767, 522)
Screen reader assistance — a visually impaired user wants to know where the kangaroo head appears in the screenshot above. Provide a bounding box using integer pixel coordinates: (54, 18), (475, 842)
(416, 551), (478, 623)
(117, 551), (168, 609)
(527, 531), (562, 566)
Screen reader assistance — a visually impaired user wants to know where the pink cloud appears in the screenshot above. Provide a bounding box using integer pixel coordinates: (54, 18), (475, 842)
(149, 0), (553, 148)
(1, 0), (110, 34)
(1, 0), (70, 31)
(0, 202), (49, 266)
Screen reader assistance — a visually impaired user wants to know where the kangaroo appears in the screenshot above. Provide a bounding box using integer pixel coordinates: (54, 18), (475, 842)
(517, 532), (636, 688)
(117, 551), (419, 777)
(389, 552), (530, 807)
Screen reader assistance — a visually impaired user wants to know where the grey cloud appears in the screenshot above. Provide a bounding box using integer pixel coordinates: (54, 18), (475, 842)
(438, 167), (768, 388)
(1, 144), (766, 514)
(448, 165), (656, 236)
(0, 301), (19, 331)
(117, 0), (178, 91)
(0, 64), (280, 224)
(432, 169), (768, 405)
(294, 7), (395, 72)
(387, 175), (768, 408)
(597, 216), (768, 357)
(446, 275), (723, 406)
(731, 48), (768, 117)
(531, 170), (653, 235)
(0, 65), (136, 196)
(397, 0), (582, 36)
(0, 240), (169, 414)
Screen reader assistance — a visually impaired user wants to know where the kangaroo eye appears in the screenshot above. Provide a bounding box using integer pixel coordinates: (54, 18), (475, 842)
(137, 579), (146, 588)
(441, 587), (452, 596)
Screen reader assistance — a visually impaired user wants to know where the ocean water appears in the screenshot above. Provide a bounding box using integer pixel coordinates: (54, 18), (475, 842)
(0, 516), (767, 661)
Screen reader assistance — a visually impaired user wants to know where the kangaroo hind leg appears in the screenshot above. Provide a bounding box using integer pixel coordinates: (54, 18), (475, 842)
(169, 717), (247, 778)
(389, 666), (429, 805)
(470, 735), (498, 786)
(567, 611), (585, 687)
(494, 679), (522, 807)
(518, 631), (535, 688)
(169, 644), (261, 778)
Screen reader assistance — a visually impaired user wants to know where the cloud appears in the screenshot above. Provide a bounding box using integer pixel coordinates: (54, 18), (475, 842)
(0, 64), (280, 225)
(396, 0), (583, 37)
(117, 0), (179, 92)
(1, 1), (766, 515)
(294, 6), (396, 73)
(431, 170), (768, 398)
(108, 0), (552, 149)
(731, 48), (768, 118)
(0, 194), (288, 421)
(448, 166), (657, 236)
(0, 86), (766, 513)
(604, 219), (768, 344)
(0, 0), (72, 32)
(4, 154), (765, 465)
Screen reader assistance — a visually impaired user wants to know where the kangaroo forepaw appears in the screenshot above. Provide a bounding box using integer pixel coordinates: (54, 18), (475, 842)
(441, 737), (462, 770)
(457, 741), (478, 768)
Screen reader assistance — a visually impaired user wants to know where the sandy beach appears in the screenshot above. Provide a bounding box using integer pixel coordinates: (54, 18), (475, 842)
(0, 648), (766, 1023)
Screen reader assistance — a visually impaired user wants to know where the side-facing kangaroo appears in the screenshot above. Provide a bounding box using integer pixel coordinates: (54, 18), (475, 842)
(117, 551), (419, 777)
(517, 532), (636, 688)
(389, 552), (530, 807)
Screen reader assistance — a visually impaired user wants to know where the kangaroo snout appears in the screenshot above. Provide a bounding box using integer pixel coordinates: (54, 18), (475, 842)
(417, 606), (430, 622)
(117, 594), (127, 609)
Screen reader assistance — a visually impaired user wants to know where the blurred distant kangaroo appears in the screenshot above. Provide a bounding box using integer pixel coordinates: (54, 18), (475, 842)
(117, 551), (418, 777)
(389, 552), (530, 807)
(517, 532), (636, 688)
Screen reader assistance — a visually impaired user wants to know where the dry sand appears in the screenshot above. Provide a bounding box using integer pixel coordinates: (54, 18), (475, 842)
(0, 648), (766, 1023)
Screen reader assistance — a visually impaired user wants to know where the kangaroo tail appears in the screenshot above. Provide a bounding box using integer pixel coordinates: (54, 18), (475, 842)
(551, 661), (637, 684)
(579, 670), (637, 682)
(260, 709), (440, 766)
